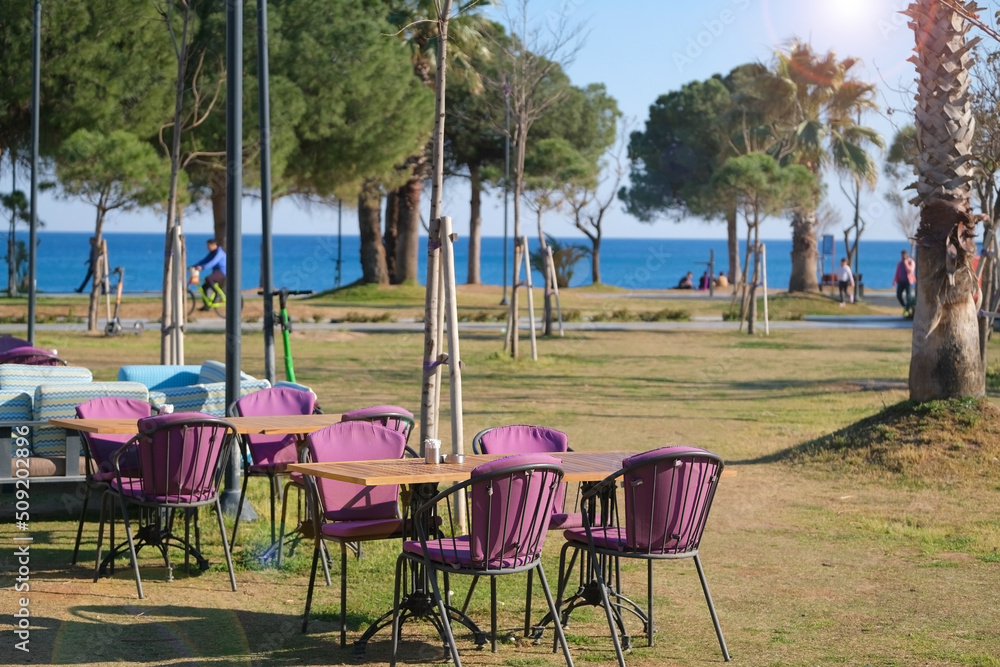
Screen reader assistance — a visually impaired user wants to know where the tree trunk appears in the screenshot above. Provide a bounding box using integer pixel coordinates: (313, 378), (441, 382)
(909, 200), (984, 400)
(904, 0), (984, 401)
(537, 209), (552, 336)
(384, 190), (399, 283)
(466, 163), (482, 285)
(358, 180), (388, 285)
(591, 234), (602, 284)
(395, 176), (421, 284)
(87, 224), (107, 333)
(210, 171), (227, 249)
(726, 204), (740, 289)
(788, 209), (819, 292)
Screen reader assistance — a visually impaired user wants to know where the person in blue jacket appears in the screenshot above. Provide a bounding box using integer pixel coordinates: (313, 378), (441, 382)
(192, 239), (227, 309)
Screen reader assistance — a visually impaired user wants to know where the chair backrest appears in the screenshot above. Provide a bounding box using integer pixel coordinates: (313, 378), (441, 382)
(464, 453), (564, 570)
(0, 336), (30, 354)
(619, 446), (723, 555)
(233, 385), (317, 465)
(124, 413), (236, 504)
(0, 346), (67, 366)
(340, 404), (415, 443)
(76, 396), (152, 471)
(473, 425), (569, 515)
(305, 421), (406, 522)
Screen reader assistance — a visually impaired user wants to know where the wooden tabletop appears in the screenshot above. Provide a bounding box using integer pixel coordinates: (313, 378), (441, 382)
(48, 413), (344, 436)
(289, 451), (736, 486)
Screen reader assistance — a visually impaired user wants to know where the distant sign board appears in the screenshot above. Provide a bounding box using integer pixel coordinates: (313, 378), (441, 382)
(821, 235), (835, 256)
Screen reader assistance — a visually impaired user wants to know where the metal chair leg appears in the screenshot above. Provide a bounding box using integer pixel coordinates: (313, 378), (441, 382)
(694, 554), (730, 661)
(428, 566), (462, 666)
(215, 499), (237, 592)
(537, 565), (575, 667)
(302, 540), (321, 633)
(340, 542), (348, 647)
(72, 485), (92, 564)
(118, 497), (144, 599)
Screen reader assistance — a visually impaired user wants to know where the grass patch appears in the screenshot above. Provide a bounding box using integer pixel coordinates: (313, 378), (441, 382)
(779, 397), (1000, 481)
(335, 311), (396, 323)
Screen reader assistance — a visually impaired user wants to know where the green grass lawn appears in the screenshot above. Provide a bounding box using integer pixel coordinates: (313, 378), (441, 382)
(3, 320), (1000, 666)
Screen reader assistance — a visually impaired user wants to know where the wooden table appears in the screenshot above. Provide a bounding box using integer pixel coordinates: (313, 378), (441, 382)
(289, 451), (734, 656)
(49, 413), (344, 436)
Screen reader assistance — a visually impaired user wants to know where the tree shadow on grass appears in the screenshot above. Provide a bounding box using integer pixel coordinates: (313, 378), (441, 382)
(46, 604), (483, 665)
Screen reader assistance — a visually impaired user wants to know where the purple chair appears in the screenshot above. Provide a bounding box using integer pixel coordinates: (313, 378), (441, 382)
(71, 397), (152, 565)
(0, 345), (67, 365)
(0, 336), (30, 353)
(228, 386), (318, 551)
(96, 413), (239, 599)
(340, 404), (417, 455)
(391, 453), (573, 667)
(558, 446), (730, 665)
(300, 420), (407, 646)
(471, 425), (595, 636)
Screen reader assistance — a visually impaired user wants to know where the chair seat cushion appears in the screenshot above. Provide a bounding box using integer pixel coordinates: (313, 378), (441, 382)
(320, 517), (402, 540)
(403, 536), (536, 570)
(564, 526), (628, 551)
(111, 476), (218, 504)
(550, 512), (596, 530)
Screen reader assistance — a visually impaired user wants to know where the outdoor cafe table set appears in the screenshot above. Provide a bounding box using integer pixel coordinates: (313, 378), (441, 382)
(52, 414), (731, 661)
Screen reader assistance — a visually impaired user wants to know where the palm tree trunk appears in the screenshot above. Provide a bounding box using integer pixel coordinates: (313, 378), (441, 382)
(788, 209), (819, 292)
(358, 180), (388, 285)
(466, 163), (482, 284)
(905, 0), (984, 401)
(909, 201), (984, 400)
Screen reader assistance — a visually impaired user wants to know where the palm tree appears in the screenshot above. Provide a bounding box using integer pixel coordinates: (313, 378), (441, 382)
(769, 41), (883, 292)
(903, 0), (985, 401)
(384, 0), (494, 284)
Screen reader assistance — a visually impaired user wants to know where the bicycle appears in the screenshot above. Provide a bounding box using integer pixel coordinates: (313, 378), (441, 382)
(188, 267), (228, 318)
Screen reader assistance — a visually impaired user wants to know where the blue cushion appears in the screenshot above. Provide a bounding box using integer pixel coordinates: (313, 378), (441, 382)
(118, 365), (202, 390)
(0, 391), (32, 423)
(198, 360), (256, 385)
(0, 364), (92, 393)
(31, 382), (149, 456)
(150, 379), (270, 417)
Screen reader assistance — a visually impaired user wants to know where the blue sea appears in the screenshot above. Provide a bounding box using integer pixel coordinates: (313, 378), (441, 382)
(13, 231), (911, 294)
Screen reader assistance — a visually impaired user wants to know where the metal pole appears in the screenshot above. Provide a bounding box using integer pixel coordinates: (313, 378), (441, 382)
(27, 0), (41, 346)
(257, 0), (275, 386)
(500, 83), (510, 306)
(222, 0), (250, 518)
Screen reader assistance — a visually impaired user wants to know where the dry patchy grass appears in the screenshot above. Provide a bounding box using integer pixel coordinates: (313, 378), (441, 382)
(3, 324), (1000, 666)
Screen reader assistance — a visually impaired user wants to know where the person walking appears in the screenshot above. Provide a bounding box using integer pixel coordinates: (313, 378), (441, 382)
(837, 258), (855, 306)
(191, 238), (227, 309)
(893, 250), (916, 315)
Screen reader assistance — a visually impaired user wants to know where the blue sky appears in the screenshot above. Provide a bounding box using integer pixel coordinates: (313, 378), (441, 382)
(29, 0), (923, 240)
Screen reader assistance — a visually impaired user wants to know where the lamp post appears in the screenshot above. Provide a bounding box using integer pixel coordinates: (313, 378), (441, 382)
(500, 81), (510, 306)
(258, 0), (275, 387)
(27, 0), (41, 345)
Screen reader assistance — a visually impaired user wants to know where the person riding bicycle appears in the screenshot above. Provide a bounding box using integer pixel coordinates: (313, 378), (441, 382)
(191, 238), (227, 310)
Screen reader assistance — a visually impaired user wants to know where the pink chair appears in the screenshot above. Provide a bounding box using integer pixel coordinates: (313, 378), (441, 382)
(340, 404), (416, 454)
(229, 386), (318, 551)
(96, 413), (239, 599)
(300, 420), (407, 646)
(391, 453), (573, 666)
(471, 425), (593, 636)
(0, 345), (66, 365)
(71, 397), (151, 565)
(558, 446), (730, 664)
